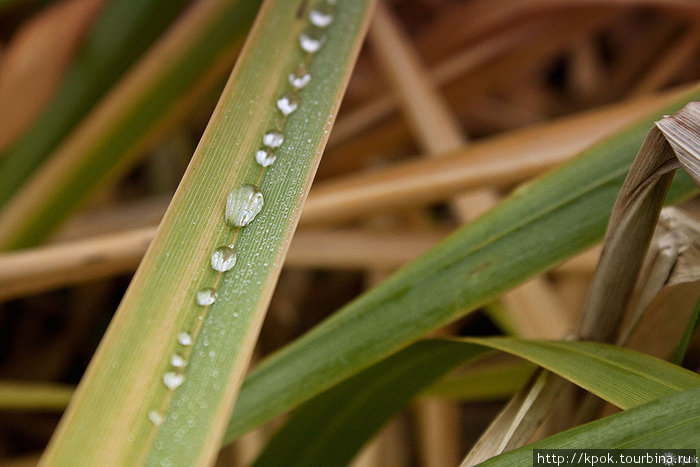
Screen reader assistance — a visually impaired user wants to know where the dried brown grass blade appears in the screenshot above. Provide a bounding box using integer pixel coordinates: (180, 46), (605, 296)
(0, 227), (446, 302)
(0, 0), (104, 152)
(579, 101), (700, 343)
(618, 207), (700, 345)
(464, 101), (700, 464)
(460, 370), (567, 467)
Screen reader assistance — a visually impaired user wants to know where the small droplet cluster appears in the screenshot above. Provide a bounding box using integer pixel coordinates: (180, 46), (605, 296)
(152, 0), (336, 427)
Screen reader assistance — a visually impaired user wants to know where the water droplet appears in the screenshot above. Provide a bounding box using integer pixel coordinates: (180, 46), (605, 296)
(149, 410), (164, 426)
(299, 28), (325, 53)
(277, 92), (299, 116)
(163, 372), (184, 390)
(310, 2), (334, 28)
(225, 184), (264, 227)
(177, 332), (192, 346)
(211, 246), (237, 272)
(289, 66), (311, 89)
(255, 148), (276, 167)
(171, 354), (187, 368)
(262, 130), (284, 148)
(196, 287), (218, 306)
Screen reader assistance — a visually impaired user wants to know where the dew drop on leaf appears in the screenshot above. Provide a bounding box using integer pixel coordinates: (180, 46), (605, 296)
(210, 246), (237, 272)
(196, 287), (218, 306)
(148, 410), (164, 426)
(262, 130), (284, 148)
(299, 28), (325, 53)
(170, 354), (187, 368)
(255, 148), (277, 167)
(177, 332), (193, 346)
(289, 65), (311, 89)
(225, 184), (264, 227)
(310, 2), (334, 28)
(277, 92), (299, 116)
(163, 372), (184, 390)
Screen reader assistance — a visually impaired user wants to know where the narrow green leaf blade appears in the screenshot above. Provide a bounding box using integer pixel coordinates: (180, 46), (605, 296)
(253, 339), (699, 466)
(464, 338), (700, 409)
(225, 88), (700, 442)
(672, 295), (700, 364)
(426, 360), (536, 401)
(253, 340), (488, 467)
(478, 388), (700, 466)
(41, 0), (376, 465)
(0, 0), (189, 210)
(0, 0), (263, 249)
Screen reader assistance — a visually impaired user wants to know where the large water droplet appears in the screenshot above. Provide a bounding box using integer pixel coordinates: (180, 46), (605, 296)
(310, 2), (334, 28)
(289, 66), (311, 89)
(163, 372), (184, 390)
(277, 92), (299, 116)
(196, 287), (218, 306)
(171, 354), (187, 368)
(149, 410), (164, 426)
(177, 332), (192, 346)
(211, 246), (237, 272)
(255, 148), (276, 167)
(226, 184), (264, 227)
(262, 130), (284, 148)
(299, 28), (325, 53)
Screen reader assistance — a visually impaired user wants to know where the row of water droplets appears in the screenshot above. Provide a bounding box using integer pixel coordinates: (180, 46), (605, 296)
(148, 0), (336, 428)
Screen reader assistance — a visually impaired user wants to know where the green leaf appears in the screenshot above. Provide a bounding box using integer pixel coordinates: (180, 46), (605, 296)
(253, 340), (488, 467)
(224, 87), (700, 442)
(426, 360), (536, 401)
(464, 338), (700, 409)
(0, 381), (73, 412)
(253, 338), (699, 466)
(0, 0), (263, 249)
(479, 387), (700, 466)
(255, 338), (700, 466)
(672, 295), (700, 365)
(0, 0), (189, 211)
(40, 0), (376, 464)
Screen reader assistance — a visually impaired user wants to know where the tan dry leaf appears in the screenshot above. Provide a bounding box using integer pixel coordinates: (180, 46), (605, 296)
(577, 107), (696, 343)
(460, 370), (567, 467)
(621, 206), (700, 345)
(0, 0), (104, 153)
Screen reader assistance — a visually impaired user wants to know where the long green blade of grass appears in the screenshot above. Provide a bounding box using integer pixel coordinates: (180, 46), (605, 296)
(253, 339), (700, 466)
(672, 295), (700, 364)
(426, 360), (536, 401)
(479, 387), (700, 466)
(0, 0), (263, 250)
(253, 340), (488, 467)
(468, 338), (700, 409)
(0, 0), (189, 210)
(224, 87), (700, 442)
(40, 0), (375, 464)
(0, 381), (73, 412)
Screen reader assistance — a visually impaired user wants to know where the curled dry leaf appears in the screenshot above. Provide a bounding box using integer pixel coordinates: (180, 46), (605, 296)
(619, 206), (700, 345)
(579, 101), (700, 343)
(463, 102), (700, 464)
(0, 0), (104, 153)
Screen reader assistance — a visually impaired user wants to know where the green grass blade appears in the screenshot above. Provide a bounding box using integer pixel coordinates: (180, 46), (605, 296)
(479, 387), (700, 466)
(253, 338), (699, 466)
(426, 361), (536, 401)
(464, 338), (700, 409)
(672, 294), (700, 364)
(253, 340), (488, 467)
(224, 87), (700, 442)
(0, 0), (263, 250)
(0, 381), (73, 412)
(40, 0), (375, 465)
(0, 0), (189, 210)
